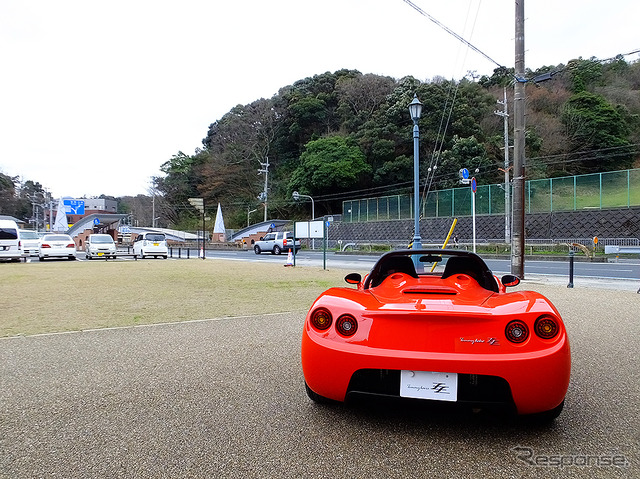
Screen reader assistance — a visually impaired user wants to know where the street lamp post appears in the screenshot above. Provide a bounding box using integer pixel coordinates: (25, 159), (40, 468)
(292, 191), (315, 249)
(408, 93), (423, 251)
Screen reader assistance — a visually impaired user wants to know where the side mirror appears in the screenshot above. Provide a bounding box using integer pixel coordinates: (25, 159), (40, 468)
(259, 236), (263, 241)
(501, 274), (520, 288)
(345, 273), (362, 285)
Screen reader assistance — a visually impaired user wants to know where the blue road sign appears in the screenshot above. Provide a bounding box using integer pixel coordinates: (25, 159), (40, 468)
(471, 177), (477, 193)
(64, 199), (85, 215)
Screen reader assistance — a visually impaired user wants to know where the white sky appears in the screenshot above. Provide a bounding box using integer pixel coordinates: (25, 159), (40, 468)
(1, 0), (638, 199)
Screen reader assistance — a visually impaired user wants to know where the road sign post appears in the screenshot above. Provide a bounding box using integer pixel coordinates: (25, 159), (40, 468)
(471, 177), (477, 253)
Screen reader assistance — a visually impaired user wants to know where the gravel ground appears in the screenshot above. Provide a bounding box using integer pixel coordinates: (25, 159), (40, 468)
(1, 284), (638, 479)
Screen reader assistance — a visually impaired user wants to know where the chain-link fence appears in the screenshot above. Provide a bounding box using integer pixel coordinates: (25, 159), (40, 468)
(343, 168), (640, 222)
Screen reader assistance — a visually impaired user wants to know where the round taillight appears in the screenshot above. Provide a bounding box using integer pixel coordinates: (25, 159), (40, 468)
(336, 314), (358, 337)
(505, 320), (529, 343)
(535, 315), (559, 339)
(310, 308), (332, 331)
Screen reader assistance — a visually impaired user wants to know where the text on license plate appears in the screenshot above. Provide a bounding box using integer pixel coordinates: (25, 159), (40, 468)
(153, 242), (159, 246)
(400, 370), (458, 402)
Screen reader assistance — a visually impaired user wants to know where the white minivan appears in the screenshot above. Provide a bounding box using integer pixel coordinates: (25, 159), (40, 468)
(133, 232), (168, 259)
(0, 220), (24, 262)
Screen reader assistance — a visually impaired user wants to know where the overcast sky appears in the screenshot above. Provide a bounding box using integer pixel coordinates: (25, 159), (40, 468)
(1, 0), (638, 199)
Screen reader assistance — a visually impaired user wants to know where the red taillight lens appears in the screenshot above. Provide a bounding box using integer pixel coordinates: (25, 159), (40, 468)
(535, 315), (559, 339)
(41, 244), (51, 248)
(505, 320), (529, 343)
(310, 308), (332, 331)
(336, 314), (358, 337)
(67, 243), (75, 248)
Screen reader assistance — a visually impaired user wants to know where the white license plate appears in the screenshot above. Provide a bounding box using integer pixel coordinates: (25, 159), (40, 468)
(400, 370), (458, 402)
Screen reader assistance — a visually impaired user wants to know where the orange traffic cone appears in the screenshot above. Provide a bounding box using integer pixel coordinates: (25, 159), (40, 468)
(284, 248), (294, 267)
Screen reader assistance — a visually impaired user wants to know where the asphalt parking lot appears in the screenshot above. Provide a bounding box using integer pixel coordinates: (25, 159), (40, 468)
(1, 283), (638, 478)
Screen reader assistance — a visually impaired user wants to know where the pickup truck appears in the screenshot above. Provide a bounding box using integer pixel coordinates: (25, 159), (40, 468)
(253, 231), (301, 255)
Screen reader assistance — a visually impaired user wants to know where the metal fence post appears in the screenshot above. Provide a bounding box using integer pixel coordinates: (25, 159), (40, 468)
(567, 250), (574, 288)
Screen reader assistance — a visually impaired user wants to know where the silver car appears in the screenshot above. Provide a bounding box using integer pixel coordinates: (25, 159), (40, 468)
(85, 234), (117, 260)
(39, 234), (77, 261)
(19, 230), (41, 257)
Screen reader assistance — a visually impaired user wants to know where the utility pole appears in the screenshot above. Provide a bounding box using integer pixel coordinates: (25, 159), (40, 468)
(511, 0), (526, 278)
(494, 87), (511, 243)
(258, 157), (269, 222)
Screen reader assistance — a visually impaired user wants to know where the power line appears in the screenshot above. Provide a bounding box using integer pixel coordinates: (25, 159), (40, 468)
(401, 0), (506, 70)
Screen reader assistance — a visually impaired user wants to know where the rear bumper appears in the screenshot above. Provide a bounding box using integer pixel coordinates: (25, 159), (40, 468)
(302, 330), (570, 415)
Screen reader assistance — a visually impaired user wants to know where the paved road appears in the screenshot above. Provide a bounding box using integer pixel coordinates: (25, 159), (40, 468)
(201, 249), (640, 284)
(27, 248), (640, 283)
(1, 284), (637, 478)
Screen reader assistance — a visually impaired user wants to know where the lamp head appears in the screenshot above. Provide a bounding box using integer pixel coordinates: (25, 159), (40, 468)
(408, 93), (423, 122)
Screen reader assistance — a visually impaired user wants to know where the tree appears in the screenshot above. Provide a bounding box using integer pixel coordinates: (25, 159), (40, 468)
(0, 173), (17, 216)
(561, 91), (632, 172)
(288, 136), (371, 200)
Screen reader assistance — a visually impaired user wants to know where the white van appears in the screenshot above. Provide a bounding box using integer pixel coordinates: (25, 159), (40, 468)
(133, 232), (168, 259)
(0, 220), (24, 262)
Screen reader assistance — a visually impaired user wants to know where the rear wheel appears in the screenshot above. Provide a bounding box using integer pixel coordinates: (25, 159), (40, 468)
(273, 245), (281, 255)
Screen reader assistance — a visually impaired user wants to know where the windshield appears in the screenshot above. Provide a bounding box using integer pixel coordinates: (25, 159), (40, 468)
(366, 250), (498, 293)
(91, 235), (114, 243)
(0, 228), (18, 240)
(146, 234), (165, 242)
(20, 231), (40, 239)
(43, 235), (72, 242)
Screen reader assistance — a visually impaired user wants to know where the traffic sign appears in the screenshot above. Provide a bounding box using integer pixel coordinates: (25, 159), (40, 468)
(471, 177), (477, 193)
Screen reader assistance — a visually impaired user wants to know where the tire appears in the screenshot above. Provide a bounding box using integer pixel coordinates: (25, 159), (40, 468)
(254, 245), (261, 255)
(305, 382), (334, 404)
(86, 254), (91, 260)
(273, 245), (281, 255)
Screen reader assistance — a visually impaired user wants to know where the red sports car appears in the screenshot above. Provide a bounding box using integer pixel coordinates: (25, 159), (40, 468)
(301, 249), (570, 419)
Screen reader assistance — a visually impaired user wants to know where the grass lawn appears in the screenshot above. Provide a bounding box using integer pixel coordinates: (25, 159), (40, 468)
(0, 259), (367, 337)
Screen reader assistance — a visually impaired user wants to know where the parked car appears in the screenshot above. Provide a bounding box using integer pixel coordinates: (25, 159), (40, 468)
(301, 249), (571, 421)
(133, 232), (168, 259)
(39, 234), (77, 261)
(85, 234), (117, 260)
(19, 230), (41, 257)
(253, 231), (301, 255)
(0, 219), (23, 262)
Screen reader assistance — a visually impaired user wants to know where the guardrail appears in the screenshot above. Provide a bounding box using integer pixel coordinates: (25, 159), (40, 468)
(604, 245), (640, 255)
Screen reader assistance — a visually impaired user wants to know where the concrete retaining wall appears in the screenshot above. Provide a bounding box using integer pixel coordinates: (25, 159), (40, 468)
(328, 207), (640, 245)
